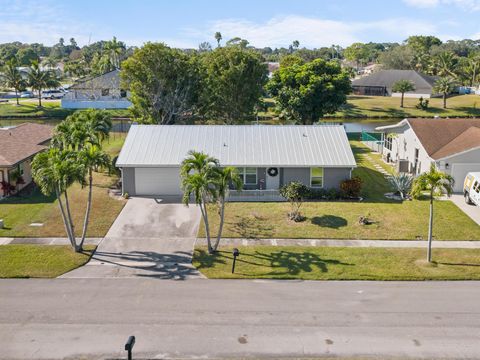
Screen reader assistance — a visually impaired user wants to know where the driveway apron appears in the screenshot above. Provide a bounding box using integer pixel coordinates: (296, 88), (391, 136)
(61, 197), (202, 279)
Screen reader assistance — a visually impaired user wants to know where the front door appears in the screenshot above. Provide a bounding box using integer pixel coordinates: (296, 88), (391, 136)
(266, 167), (280, 189)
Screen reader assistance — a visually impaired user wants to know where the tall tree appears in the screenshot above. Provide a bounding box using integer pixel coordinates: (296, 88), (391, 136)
(200, 46), (268, 123)
(122, 42), (201, 124)
(180, 151), (219, 254)
(433, 77), (456, 108)
(0, 58), (26, 105)
(103, 36), (125, 69)
(411, 164), (454, 263)
(392, 80), (415, 108)
(27, 60), (60, 107)
(214, 32), (222, 47)
(267, 58), (351, 124)
(212, 166), (242, 251)
(31, 148), (85, 252)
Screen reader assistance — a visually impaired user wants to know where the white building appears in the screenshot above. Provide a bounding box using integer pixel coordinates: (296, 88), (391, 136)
(61, 69), (131, 109)
(376, 118), (480, 192)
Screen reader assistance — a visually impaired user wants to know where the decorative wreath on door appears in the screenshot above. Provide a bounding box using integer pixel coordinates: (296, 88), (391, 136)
(267, 167), (279, 177)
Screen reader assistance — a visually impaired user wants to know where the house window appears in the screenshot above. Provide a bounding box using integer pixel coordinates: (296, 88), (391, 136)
(120, 89), (127, 98)
(237, 167), (257, 185)
(385, 135), (393, 151)
(310, 167), (324, 188)
(18, 162), (24, 176)
(101, 88), (110, 96)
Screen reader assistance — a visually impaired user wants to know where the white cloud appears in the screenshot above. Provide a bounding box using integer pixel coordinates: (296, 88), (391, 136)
(0, 0), (103, 46)
(404, 0), (480, 10)
(181, 15), (440, 49)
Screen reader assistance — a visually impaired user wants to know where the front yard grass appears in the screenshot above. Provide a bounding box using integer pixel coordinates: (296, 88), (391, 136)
(0, 135), (126, 238)
(198, 141), (480, 240)
(331, 94), (480, 118)
(193, 246), (480, 280)
(0, 244), (95, 278)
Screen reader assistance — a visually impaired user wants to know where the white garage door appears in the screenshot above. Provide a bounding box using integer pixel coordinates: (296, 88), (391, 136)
(135, 167), (182, 196)
(451, 164), (480, 192)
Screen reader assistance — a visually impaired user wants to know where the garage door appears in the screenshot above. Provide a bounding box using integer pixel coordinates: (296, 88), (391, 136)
(135, 167), (182, 196)
(451, 164), (480, 192)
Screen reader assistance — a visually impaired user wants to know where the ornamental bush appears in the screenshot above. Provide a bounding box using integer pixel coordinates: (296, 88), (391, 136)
(340, 177), (363, 198)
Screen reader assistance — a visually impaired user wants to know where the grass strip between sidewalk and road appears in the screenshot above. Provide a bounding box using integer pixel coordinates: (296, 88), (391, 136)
(193, 246), (480, 280)
(0, 244), (95, 278)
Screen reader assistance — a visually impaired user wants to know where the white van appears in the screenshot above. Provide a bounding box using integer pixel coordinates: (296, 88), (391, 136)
(464, 172), (480, 206)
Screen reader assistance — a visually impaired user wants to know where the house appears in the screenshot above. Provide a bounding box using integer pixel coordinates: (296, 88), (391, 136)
(116, 125), (356, 199)
(266, 62), (280, 78)
(375, 118), (480, 192)
(352, 70), (439, 98)
(0, 123), (53, 197)
(61, 69), (131, 109)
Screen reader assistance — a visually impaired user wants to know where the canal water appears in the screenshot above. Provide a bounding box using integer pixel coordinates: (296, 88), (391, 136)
(0, 118), (399, 133)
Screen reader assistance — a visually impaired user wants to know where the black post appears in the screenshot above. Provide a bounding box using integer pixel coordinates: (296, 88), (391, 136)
(125, 335), (135, 360)
(232, 248), (239, 274)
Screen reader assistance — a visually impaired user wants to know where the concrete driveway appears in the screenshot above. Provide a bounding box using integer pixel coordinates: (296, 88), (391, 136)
(450, 194), (480, 226)
(62, 197), (202, 279)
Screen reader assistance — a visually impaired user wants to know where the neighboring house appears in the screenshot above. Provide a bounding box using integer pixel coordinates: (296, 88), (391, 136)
(352, 70), (439, 98)
(266, 62), (280, 78)
(0, 123), (53, 197)
(61, 69), (131, 109)
(376, 118), (480, 192)
(116, 125), (356, 199)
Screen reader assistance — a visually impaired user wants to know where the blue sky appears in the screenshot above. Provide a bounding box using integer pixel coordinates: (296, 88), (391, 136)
(1, 0), (480, 48)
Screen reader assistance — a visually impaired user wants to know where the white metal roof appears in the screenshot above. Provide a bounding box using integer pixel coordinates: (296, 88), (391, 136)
(116, 125), (356, 168)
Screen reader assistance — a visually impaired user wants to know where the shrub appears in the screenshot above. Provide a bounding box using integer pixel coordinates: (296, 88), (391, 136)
(387, 172), (413, 199)
(340, 177), (363, 198)
(279, 181), (309, 222)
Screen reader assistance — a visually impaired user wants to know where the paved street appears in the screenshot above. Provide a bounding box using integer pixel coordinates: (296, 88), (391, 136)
(1, 279), (480, 359)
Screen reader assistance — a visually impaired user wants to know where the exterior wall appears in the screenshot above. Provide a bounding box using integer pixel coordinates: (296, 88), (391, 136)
(61, 99), (132, 109)
(324, 168), (351, 189)
(382, 126), (433, 175)
(121, 167), (136, 196)
(391, 92), (432, 99)
(282, 167), (310, 186)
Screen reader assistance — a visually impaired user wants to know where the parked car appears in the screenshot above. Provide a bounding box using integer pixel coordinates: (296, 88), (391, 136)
(41, 90), (65, 99)
(464, 172), (480, 206)
(20, 91), (34, 98)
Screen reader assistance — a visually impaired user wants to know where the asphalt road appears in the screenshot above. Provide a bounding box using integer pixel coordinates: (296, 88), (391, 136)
(1, 279), (480, 359)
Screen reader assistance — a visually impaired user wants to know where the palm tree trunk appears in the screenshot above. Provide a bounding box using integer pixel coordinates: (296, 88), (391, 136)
(199, 194), (213, 254)
(55, 187), (76, 249)
(400, 93), (404, 108)
(15, 88), (19, 106)
(213, 197), (226, 252)
(79, 169), (93, 249)
(427, 193), (434, 262)
(38, 88), (42, 107)
(64, 190), (79, 251)
(443, 93), (447, 109)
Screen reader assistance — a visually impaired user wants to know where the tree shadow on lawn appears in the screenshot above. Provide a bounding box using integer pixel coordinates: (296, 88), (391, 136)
(229, 215), (274, 238)
(310, 215), (347, 228)
(1, 188), (56, 205)
(204, 250), (353, 277)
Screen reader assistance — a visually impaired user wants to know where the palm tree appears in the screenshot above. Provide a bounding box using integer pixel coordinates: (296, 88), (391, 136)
(181, 151), (219, 254)
(433, 77), (456, 109)
(1, 59), (26, 105)
(392, 80), (415, 108)
(103, 37), (124, 69)
(434, 51), (458, 78)
(212, 166), (243, 251)
(411, 164), (454, 262)
(78, 144), (111, 249)
(27, 60), (60, 107)
(214, 32), (222, 48)
(31, 148), (85, 252)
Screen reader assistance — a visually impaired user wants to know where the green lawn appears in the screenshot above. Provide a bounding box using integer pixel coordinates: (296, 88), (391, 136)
(0, 134), (127, 238)
(194, 246), (480, 280)
(331, 94), (480, 118)
(0, 99), (130, 118)
(198, 141), (480, 240)
(0, 245), (95, 278)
